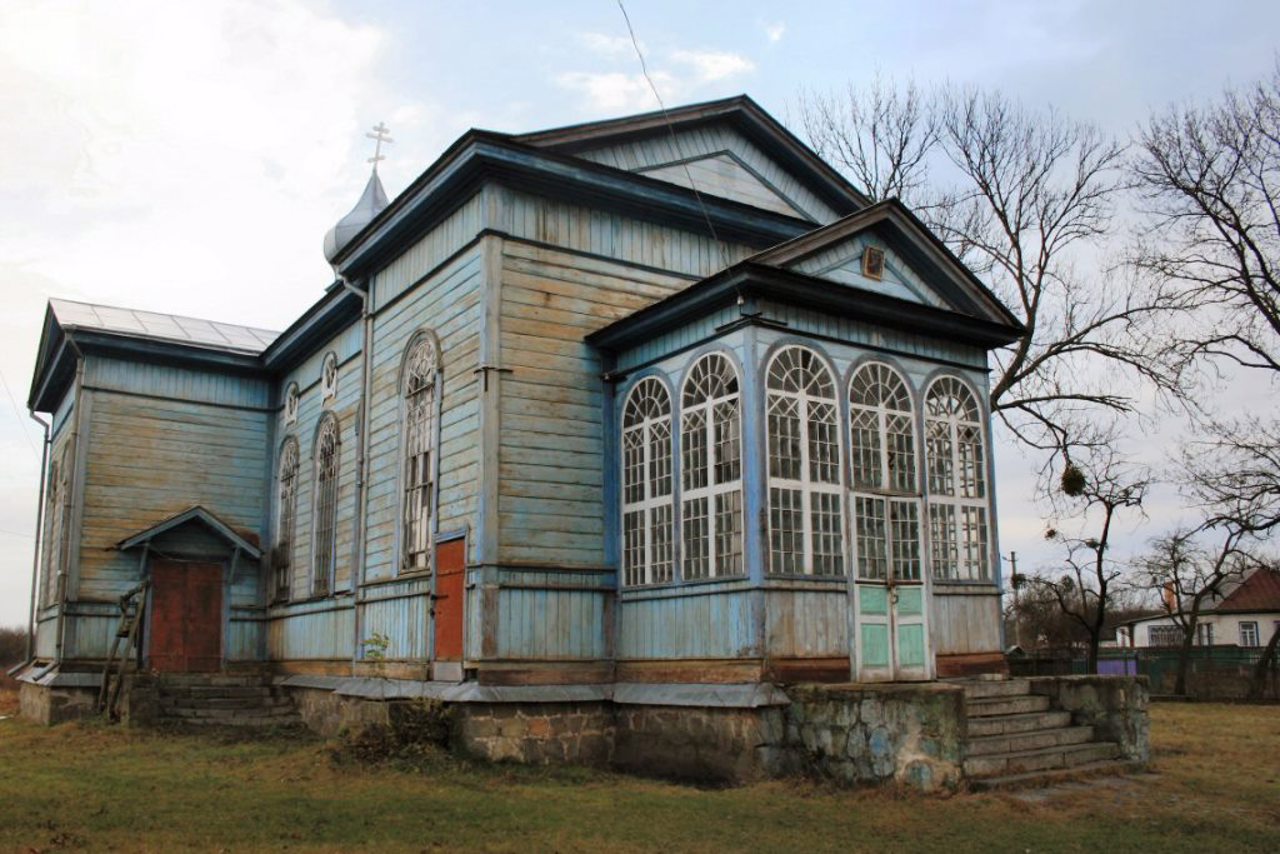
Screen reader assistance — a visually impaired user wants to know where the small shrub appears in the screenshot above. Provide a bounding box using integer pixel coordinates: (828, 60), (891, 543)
(330, 699), (456, 769)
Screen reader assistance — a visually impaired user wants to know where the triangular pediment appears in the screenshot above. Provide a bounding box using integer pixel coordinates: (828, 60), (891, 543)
(637, 152), (811, 220)
(751, 200), (1020, 327)
(514, 95), (868, 224)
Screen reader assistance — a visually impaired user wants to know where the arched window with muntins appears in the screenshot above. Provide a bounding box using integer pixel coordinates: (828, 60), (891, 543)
(766, 346), (843, 575)
(312, 414), (341, 596)
(924, 377), (989, 580)
(681, 353), (743, 579)
(402, 334), (439, 573)
(274, 438), (300, 601)
(849, 363), (921, 581)
(622, 377), (674, 586)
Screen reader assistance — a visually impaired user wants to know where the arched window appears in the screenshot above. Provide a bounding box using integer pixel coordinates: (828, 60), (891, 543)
(401, 333), (439, 573)
(849, 363), (921, 581)
(766, 346), (843, 575)
(681, 354), (743, 579)
(312, 413), (341, 596)
(39, 445), (72, 607)
(274, 437), (300, 601)
(924, 377), (989, 580)
(622, 377), (674, 586)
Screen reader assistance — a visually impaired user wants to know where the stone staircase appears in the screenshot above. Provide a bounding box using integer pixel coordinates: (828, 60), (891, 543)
(962, 679), (1133, 789)
(142, 674), (303, 728)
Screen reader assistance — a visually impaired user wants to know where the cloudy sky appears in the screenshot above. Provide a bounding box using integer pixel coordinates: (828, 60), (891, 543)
(1, 0), (1277, 627)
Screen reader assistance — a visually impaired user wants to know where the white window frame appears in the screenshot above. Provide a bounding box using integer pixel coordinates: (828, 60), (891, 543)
(1239, 621), (1259, 647)
(924, 376), (990, 581)
(849, 362), (921, 582)
(284, 382), (300, 425)
(311, 413), (341, 597)
(321, 352), (339, 401)
(622, 377), (675, 587)
(681, 353), (744, 580)
(400, 332), (439, 574)
(274, 437), (300, 602)
(766, 345), (844, 576)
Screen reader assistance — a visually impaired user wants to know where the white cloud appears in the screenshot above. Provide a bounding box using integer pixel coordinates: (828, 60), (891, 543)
(669, 49), (756, 83)
(578, 32), (638, 59)
(763, 21), (786, 43)
(0, 0), (433, 625)
(554, 40), (755, 113)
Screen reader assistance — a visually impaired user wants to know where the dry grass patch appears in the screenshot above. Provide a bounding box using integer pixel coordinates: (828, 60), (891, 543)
(0, 702), (1276, 852)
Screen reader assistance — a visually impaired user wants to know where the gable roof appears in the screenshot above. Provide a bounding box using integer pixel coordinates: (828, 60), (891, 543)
(588, 199), (1025, 355)
(116, 505), (262, 559)
(49, 299), (277, 353)
(1215, 567), (1280, 613)
(511, 94), (870, 217)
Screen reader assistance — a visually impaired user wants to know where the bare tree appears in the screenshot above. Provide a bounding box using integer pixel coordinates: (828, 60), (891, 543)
(1136, 527), (1255, 695)
(799, 81), (1184, 459)
(1032, 447), (1150, 672)
(1131, 65), (1280, 378)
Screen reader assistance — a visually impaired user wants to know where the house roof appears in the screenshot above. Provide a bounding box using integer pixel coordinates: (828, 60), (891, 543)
(587, 199), (1026, 356)
(116, 505), (263, 560)
(49, 299), (277, 354)
(511, 94), (870, 214)
(1215, 567), (1280, 613)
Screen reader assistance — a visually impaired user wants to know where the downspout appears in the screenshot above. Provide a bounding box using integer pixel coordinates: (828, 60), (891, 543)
(23, 413), (51, 665)
(336, 273), (372, 673)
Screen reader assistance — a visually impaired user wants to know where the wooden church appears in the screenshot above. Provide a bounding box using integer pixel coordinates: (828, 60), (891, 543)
(21, 96), (1024, 726)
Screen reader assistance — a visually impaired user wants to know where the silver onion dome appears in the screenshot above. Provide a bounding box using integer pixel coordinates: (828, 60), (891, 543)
(323, 170), (389, 263)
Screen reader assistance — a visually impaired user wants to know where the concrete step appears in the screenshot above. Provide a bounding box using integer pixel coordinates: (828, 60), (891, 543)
(967, 759), (1145, 791)
(160, 696), (295, 711)
(156, 675), (272, 688)
(967, 725), (1094, 757)
(968, 710), (1073, 738)
(965, 741), (1121, 778)
(158, 687), (276, 700)
(965, 694), (1051, 717)
(162, 714), (305, 728)
(161, 704), (299, 722)
(961, 679), (1031, 700)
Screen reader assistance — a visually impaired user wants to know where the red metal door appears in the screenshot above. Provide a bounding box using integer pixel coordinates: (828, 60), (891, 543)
(433, 539), (465, 661)
(150, 560), (223, 673)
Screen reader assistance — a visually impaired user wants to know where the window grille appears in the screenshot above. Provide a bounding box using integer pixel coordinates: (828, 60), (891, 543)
(1148, 625), (1181, 646)
(1240, 621), (1259, 647)
(681, 354), (743, 579)
(849, 363), (921, 581)
(924, 377), (989, 580)
(312, 414), (340, 596)
(766, 346), (843, 575)
(622, 377), (674, 585)
(274, 438), (300, 601)
(401, 334), (438, 573)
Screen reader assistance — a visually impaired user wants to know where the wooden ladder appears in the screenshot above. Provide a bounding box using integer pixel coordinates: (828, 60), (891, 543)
(97, 580), (149, 719)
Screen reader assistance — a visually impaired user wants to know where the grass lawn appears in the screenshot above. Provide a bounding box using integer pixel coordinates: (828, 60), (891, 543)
(0, 691), (1276, 853)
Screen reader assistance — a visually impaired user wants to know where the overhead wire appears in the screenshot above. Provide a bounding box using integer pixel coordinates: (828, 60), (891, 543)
(614, 0), (733, 272)
(0, 366), (39, 461)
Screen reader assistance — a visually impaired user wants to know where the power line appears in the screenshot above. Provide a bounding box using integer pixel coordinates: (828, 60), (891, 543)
(0, 366), (39, 461)
(615, 0), (732, 271)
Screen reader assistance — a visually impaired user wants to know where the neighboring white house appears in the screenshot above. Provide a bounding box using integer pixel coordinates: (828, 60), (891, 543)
(1117, 567), (1280, 649)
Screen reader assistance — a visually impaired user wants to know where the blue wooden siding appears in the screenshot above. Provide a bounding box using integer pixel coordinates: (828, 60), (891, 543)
(639, 154), (809, 220)
(496, 241), (691, 566)
(85, 356), (271, 409)
(573, 125), (841, 224)
(764, 587), (849, 657)
(488, 186), (756, 280)
(619, 583), (757, 659)
(480, 567), (613, 660)
(358, 575), (433, 661)
(364, 248), (483, 578)
(77, 383), (269, 603)
(268, 599), (355, 661)
(373, 193), (485, 308)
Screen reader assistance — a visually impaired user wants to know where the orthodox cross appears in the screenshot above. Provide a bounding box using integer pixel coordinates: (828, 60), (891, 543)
(365, 122), (394, 173)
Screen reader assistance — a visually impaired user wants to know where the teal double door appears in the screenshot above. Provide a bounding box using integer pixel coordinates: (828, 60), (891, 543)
(851, 495), (933, 682)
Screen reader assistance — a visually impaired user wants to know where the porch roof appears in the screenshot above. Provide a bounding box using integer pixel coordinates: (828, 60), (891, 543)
(116, 505), (263, 560)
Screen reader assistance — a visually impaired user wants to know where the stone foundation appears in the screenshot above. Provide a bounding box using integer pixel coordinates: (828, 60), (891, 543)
(614, 705), (782, 782)
(1028, 675), (1150, 762)
(456, 702), (614, 765)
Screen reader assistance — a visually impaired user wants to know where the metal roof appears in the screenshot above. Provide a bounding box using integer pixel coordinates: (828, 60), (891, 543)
(50, 298), (278, 354)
